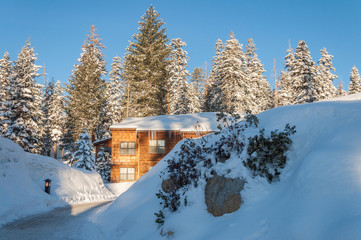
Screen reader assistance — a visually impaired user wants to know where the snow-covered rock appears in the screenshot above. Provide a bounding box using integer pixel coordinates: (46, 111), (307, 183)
(88, 94), (361, 240)
(0, 137), (115, 226)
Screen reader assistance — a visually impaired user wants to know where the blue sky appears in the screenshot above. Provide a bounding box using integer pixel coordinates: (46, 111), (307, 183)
(1, 0), (360, 90)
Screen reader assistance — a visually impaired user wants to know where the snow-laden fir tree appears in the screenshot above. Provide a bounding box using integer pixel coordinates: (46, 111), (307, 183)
(47, 81), (65, 159)
(244, 38), (271, 113)
(203, 39), (224, 112)
(0, 52), (12, 134)
(1, 42), (42, 153)
(96, 56), (125, 140)
(60, 116), (75, 164)
(41, 81), (54, 156)
(290, 40), (318, 104)
(96, 146), (111, 182)
(122, 5), (170, 117)
(315, 48), (337, 100)
(337, 78), (347, 96)
(190, 67), (205, 102)
(278, 42), (295, 106)
(218, 32), (247, 113)
(72, 130), (95, 171)
(66, 25), (107, 140)
(108, 56), (124, 123)
(348, 66), (361, 94)
(167, 38), (194, 114)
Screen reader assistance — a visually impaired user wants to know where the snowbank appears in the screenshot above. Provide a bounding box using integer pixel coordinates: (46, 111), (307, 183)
(0, 137), (115, 226)
(106, 182), (135, 197)
(110, 112), (219, 131)
(90, 95), (361, 240)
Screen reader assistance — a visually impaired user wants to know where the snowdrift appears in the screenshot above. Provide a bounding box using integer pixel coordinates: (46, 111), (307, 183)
(90, 93), (361, 240)
(0, 137), (115, 226)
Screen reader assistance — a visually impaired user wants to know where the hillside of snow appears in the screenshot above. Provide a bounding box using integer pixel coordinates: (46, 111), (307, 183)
(0, 137), (115, 226)
(88, 93), (361, 240)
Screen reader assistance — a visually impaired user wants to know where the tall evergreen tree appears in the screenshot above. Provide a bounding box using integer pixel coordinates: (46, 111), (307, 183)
(348, 66), (361, 94)
(1, 42), (41, 153)
(47, 81), (66, 158)
(122, 5), (170, 117)
(66, 25), (107, 140)
(218, 32), (247, 113)
(316, 48), (337, 100)
(244, 38), (271, 113)
(278, 43), (295, 106)
(108, 56), (124, 123)
(0, 52), (12, 134)
(42, 81), (55, 156)
(190, 67), (205, 101)
(291, 40), (318, 104)
(72, 130), (95, 171)
(167, 38), (192, 114)
(204, 39), (223, 112)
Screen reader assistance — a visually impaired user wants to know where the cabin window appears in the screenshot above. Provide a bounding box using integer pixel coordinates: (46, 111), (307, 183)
(149, 140), (165, 154)
(119, 167), (135, 180)
(120, 142), (135, 155)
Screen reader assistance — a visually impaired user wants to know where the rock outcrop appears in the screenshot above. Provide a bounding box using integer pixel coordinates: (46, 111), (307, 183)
(205, 174), (246, 216)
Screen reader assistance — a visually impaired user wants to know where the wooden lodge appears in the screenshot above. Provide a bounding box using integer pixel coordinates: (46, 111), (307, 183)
(98, 112), (218, 183)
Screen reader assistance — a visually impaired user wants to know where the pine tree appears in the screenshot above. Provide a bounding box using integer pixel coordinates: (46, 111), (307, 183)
(190, 67), (205, 101)
(218, 32), (247, 113)
(204, 39), (223, 112)
(337, 78), (347, 96)
(60, 115), (75, 164)
(291, 40), (318, 104)
(244, 38), (271, 113)
(66, 25), (107, 140)
(108, 56), (124, 123)
(278, 42), (295, 106)
(72, 130), (95, 171)
(96, 146), (111, 182)
(0, 52), (12, 134)
(122, 5), (170, 117)
(42, 81), (54, 156)
(47, 81), (66, 158)
(348, 66), (361, 94)
(167, 38), (192, 114)
(316, 48), (337, 100)
(1, 42), (41, 153)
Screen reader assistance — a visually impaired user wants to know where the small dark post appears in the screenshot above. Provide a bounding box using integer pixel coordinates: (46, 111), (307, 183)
(44, 179), (52, 194)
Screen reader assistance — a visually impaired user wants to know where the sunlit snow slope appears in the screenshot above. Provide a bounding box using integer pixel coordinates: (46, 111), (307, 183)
(90, 93), (361, 240)
(0, 138), (115, 226)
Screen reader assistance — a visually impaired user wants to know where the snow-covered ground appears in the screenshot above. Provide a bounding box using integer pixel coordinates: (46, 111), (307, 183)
(88, 93), (361, 240)
(0, 138), (115, 226)
(106, 182), (135, 197)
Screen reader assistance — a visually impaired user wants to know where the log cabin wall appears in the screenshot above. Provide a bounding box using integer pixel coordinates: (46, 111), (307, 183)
(110, 128), (213, 183)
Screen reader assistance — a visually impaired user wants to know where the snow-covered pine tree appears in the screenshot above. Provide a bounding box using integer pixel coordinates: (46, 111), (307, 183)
(122, 5), (170, 117)
(244, 38), (271, 113)
(0, 52), (12, 134)
(290, 40), (318, 104)
(47, 81), (66, 159)
(337, 78), (347, 96)
(1, 42), (41, 153)
(108, 56), (124, 123)
(60, 116), (75, 164)
(190, 67), (205, 102)
(278, 42), (295, 106)
(315, 48), (337, 100)
(348, 66), (361, 94)
(218, 32), (247, 113)
(203, 39), (223, 112)
(167, 38), (192, 114)
(96, 146), (111, 182)
(66, 25), (107, 140)
(41, 81), (54, 156)
(72, 130), (95, 171)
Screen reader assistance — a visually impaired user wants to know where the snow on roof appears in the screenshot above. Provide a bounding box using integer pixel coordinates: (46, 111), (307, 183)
(110, 112), (219, 131)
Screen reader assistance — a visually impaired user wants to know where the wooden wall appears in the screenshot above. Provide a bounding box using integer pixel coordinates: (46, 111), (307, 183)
(110, 128), (213, 182)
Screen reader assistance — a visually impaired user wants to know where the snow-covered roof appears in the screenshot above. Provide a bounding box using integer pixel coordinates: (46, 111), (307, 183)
(110, 112), (219, 131)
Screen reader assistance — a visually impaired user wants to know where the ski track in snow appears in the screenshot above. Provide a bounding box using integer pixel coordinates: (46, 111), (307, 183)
(0, 201), (111, 240)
